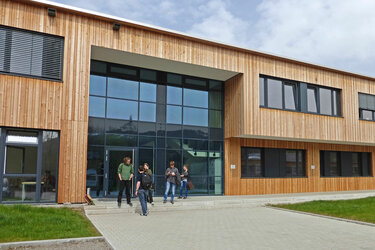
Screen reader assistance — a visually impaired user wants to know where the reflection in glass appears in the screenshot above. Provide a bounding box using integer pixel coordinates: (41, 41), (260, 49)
(140, 82), (156, 102)
(2, 177), (36, 202)
(139, 102), (156, 122)
(107, 98), (138, 120)
(183, 107), (208, 126)
(166, 138), (182, 149)
(166, 105), (182, 124)
(241, 148), (263, 177)
(41, 131), (59, 201)
(108, 78), (138, 100)
(87, 146), (104, 197)
(185, 78), (206, 88)
(209, 80), (222, 91)
(183, 150), (208, 176)
(209, 176), (222, 195)
(209, 110), (222, 128)
(319, 88), (332, 115)
(139, 136), (156, 148)
(259, 77), (265, 106)
(352, 153), (361, 176)
(140, 69), (157, 81)
(106, 134), (137, 147)
(329, 152), (339, 176)
(5, 146), (38, 174)
(307, 87), (318, 113)
(138, 122), (156, 136)
(184, 126), (209, 139)
(267, 79), (282, 109)
(167, 86), (182, 105)
(209, 152), (222, 177)
(89, 75), (106, 96)
(209, 91), (222, 110)
(105, 119), (137, 134)
(361, 110), (373, 121)
(183, 89), (208, 108)
(284, 84), (296, 110)
(166, 124), (182, 138)
(167, 73), (182, 85)
(89, 96), (105, 117)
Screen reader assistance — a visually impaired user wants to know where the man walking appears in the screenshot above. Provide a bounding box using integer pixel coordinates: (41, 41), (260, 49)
(117, 157), (134, 208)
(136, 165), (151, 216)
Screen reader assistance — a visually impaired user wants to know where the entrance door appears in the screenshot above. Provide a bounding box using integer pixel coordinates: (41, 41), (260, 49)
(104, 148), (136, 197)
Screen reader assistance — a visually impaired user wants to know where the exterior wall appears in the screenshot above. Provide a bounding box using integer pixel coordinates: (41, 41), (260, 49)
(1, 0), (375, 202)
(225, 138), (375, 195)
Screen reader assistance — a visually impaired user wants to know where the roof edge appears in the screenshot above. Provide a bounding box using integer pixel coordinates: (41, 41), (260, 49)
(17, 0), (375, 82)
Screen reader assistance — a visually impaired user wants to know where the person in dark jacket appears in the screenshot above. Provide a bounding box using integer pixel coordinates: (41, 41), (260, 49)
(143, 163), (154, 206)
(163, 161), (180, 204)
(136, 165), (149, 216)
(178, 164), (190, 199)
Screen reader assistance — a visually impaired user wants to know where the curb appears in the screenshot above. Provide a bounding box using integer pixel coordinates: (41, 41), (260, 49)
(0, 236), (113, 249)
(267, 206), (375, 228)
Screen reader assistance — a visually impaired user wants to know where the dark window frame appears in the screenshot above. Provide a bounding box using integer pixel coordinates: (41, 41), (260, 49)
(241, 147), (306, 178)
(320, 150), (372, 177)
(260, 75), (342, 117)
(0, 25), (64, 82)
(359, 93), (375, 122)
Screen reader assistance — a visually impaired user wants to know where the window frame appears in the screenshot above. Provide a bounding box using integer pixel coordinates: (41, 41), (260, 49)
(0, 25), (64, 82)
(260, 75), (342, 117)
(359, 93), (375, 122)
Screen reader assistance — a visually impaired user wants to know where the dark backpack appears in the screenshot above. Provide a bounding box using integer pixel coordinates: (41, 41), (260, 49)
(141, 173), (152, 189)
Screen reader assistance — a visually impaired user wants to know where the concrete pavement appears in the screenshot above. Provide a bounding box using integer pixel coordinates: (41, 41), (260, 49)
(86, 191), (375, 250)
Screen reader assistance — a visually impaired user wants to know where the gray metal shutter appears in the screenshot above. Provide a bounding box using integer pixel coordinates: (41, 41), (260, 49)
(0, 25), (64, 81)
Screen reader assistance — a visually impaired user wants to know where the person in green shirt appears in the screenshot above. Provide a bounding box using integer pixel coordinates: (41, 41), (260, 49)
(117, 157), (134, 208)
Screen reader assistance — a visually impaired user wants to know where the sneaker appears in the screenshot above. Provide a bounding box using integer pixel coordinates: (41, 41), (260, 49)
(128, 202), (133, 207)
(178, 196), (182, 199)
(183, 197), (187, 199)
(151, 202), (154, 206)
(163, 200), (167, 204)
(140, 213), (147, 216)
(171, 200), (174, 204)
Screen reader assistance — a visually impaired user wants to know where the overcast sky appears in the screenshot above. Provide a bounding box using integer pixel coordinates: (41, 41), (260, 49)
(52, 0), (375, 77)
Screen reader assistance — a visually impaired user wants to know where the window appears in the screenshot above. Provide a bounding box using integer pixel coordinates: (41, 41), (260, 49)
(107, 99), (138, 120)
(107, 78), (138, 100)
(183, 107), (208, 126)
(241, 147), (305, 178)
(359, 93), (375, 121)
(183, 89), (208, 108)
(0, 25), (64, 81)
(307, 87), (318, 113)
(320, 151), (371, 177)
(260, 75), (341, 116)
(241, 148), (263, 178)
(267, 79), (283, 109)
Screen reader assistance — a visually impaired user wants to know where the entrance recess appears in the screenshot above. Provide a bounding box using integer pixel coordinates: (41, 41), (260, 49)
(103, 147), (136, 197)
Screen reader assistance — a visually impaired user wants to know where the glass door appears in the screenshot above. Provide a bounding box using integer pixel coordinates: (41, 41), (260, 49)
(104, 148), (136, 197)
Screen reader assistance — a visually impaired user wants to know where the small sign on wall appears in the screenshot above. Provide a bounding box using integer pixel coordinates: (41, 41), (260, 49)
(230, 164), (236, 170)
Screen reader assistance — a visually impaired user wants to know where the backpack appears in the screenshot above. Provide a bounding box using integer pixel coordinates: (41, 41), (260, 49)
(141, 173), (152, 189)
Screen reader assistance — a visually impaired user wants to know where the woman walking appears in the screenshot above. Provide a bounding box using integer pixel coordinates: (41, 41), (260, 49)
(178, 164), (190, 199)
(163, 161), (180, 204)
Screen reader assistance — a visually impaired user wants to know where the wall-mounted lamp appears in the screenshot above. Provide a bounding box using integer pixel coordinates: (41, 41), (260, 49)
(48, 8), (56, 17)
(113, 23), (121, 31)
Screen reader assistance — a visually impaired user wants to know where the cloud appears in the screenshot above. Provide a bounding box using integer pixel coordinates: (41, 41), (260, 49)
(187, 0), (250, 46)
(251, 0), (375, 76)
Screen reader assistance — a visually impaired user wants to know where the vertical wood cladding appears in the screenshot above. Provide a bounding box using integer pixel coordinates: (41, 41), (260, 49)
(1, 0), (375, 201)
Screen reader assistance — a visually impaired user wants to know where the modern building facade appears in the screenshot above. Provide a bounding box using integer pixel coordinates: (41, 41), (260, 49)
(0, 0), (374, 203)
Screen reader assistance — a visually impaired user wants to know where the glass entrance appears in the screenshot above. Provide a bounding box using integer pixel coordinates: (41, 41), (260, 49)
(104, 148), (136, 197)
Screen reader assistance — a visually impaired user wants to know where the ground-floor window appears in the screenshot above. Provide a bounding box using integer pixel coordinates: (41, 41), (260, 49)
(320, 151), (372, 177)
(0, 128), (59, 203)
(241, 147), (306, 178)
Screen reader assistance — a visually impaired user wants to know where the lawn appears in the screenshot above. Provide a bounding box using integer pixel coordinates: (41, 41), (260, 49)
(0, 205), (100, 243)
(273, 196), (375, 224)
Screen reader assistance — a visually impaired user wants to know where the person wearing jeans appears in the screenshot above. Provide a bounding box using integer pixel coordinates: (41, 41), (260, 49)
(136, 165), (149, 216)
(179, 164), (190, 199)
(163, 161), (180, 204)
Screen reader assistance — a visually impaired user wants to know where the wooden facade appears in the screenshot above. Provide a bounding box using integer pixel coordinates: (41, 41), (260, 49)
(0, 0), (374, 202)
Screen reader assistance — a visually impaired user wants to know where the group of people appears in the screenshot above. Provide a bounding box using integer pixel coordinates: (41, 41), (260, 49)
(117, 157), (191, 216)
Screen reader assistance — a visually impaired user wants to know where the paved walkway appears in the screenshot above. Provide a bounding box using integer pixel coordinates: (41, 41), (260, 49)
(87, 202), (375, 250)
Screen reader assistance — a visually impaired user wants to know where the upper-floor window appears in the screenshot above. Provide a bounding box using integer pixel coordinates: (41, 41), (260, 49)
(0, 25), (64, 81)
(359, 93), (375, 121)
(260, 75), (341, 117)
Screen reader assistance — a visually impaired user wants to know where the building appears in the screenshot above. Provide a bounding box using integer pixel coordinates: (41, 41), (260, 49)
(0, 0), (374, 204)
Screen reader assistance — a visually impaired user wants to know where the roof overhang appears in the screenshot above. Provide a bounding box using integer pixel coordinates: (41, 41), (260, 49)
(91, 46), (239, 81)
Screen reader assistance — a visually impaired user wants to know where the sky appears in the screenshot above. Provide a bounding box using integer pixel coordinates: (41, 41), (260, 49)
(51, 0), (375, 77)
